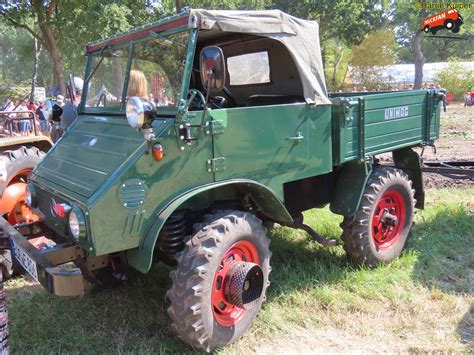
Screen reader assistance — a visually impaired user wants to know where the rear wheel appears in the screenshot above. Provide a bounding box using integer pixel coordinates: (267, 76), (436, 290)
(342, 167), (415, 267)
(167, 211), (271, 352)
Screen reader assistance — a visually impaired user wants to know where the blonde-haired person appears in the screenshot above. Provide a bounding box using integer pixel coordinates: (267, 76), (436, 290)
(127, 70), (148, 98)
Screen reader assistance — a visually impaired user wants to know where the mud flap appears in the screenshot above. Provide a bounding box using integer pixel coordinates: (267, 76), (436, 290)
(330, 160), (372, 217)
(393, 147), (425, 209)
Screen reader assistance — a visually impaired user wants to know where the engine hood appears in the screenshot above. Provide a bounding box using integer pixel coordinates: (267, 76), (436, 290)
(31, 114), (171, 200)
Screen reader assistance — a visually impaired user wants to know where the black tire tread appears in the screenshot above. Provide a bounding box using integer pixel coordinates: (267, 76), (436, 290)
(167, 210), (271, 352)
(341, 167), (415, 267)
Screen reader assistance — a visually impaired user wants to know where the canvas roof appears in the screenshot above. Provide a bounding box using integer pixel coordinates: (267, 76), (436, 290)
(189, 9), (330, 105)
(86, 9), (330, 105)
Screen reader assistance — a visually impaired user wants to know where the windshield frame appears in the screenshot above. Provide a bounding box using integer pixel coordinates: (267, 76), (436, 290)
(79, 25), (197, 116)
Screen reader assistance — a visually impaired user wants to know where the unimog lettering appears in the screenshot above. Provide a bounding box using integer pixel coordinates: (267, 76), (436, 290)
(385, 106), (409, 120)
(0, 8), (444, 352)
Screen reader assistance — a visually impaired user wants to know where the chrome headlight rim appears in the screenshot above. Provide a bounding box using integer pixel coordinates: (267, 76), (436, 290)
(68, 206), (86, 240)
(126, 96), (145, 129)
(25, 183), (36, 207)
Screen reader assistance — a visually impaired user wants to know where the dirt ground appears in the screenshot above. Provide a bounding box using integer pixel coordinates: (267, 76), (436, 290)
(380, 102), (473, 189)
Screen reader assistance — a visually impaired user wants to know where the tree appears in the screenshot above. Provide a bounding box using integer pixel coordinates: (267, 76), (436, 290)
(323, 38), (350, 91)
(435, 62), (474, 99)
(30, 38), (40, 103)
(1, 1), (161, 96)
(0, 20), (35, 87)
(271, 0), (389, 45)
(392, 0), (430, 89)
(0, 1), (69, 95)
(350, 29), (397, 89)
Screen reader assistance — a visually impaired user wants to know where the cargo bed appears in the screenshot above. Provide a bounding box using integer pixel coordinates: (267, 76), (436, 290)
(330, 90), (442, 165)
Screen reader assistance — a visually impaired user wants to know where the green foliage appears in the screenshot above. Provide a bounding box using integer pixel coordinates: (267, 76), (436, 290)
(323, 39), (350, 91)
(435, 62), (474, 99)
(393, 1), (474, 64)
(271, 0), (389, 44)
(350, 29), (397, 89)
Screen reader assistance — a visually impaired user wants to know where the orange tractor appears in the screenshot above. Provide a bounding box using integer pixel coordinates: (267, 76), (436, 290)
(0, 110), (52, 278)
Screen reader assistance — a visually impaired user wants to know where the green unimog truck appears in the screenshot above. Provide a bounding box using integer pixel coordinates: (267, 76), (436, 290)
(1, 8), (443, 351)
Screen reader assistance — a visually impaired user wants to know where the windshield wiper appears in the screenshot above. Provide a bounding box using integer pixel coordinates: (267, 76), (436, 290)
(85, 43), (110, 84)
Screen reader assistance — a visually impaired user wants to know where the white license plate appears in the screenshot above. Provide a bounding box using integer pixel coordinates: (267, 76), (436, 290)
(11, 239), (38, 282)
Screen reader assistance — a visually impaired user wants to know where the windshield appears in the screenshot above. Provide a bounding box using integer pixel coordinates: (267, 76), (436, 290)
(128, 31), (188, 107)
(85, 47), (129, 109)
(83, 31), (188, 111)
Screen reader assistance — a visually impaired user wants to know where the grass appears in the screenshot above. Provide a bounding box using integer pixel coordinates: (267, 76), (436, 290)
(5, 188), (474, 353)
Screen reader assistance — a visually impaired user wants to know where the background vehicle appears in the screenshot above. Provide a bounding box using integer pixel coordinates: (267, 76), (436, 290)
(422, 9), (464, 34)
(0, 110), (52, 278)
(1, 9), (444, 352)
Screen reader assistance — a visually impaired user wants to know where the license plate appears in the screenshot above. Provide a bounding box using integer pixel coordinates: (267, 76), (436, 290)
(11, 239), (38, 282)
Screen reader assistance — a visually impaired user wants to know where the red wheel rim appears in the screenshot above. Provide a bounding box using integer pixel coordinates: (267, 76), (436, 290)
(371, 189), (406, 249)
(212, 240), (260, 327)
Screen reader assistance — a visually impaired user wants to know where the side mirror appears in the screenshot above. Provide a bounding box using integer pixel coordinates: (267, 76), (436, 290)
(200, 46), (226, 93)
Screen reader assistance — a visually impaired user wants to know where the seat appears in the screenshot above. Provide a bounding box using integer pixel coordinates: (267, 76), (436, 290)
(246, 95), (305, 107)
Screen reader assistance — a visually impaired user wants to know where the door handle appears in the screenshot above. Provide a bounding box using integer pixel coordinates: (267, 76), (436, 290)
(286, 132), (304, 142)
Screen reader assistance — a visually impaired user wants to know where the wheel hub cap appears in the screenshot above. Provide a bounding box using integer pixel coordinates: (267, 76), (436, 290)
(212, 240), (261, 326)
(371, 190), (406, 249)
(225, 262), (263, 309)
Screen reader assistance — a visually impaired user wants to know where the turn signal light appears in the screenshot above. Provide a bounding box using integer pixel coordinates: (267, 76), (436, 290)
(52, 202), (71, 218)
(153, 143), (164, 161)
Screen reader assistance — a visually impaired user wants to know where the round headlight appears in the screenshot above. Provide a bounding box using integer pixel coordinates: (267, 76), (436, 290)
(69, 207), (86, 240)
(126, 97), (145, 129)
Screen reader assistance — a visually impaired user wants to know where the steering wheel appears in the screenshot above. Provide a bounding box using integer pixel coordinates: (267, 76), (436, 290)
(96, 93), (107, 107)
(185, 89), (207, 111)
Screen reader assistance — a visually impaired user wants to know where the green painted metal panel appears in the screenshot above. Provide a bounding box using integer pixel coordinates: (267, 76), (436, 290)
(87, 112), (214, 255)
(33, 116), (145, 198)
(331, 90), (442, 164)
(210, 104), (333, 198)
(127, 179), (293, 273)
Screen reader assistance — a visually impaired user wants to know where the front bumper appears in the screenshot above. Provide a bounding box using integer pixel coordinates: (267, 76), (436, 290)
(0, 217), (85, 296)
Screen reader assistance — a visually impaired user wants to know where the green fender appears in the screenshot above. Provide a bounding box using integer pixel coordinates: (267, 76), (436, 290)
(127, 179), (293, 273)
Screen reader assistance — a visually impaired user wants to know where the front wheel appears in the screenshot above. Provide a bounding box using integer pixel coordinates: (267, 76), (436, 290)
(167, 211), (271, 352)
(342, 167), (415, 267)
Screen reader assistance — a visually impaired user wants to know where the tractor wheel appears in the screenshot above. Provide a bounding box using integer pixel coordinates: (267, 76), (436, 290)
(341, 167), (415, 267)
(167, 210), (271, 352)
(423, 25), (430, 33)
(0, 146), (44, 225)
(0, 146), (45, 280)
